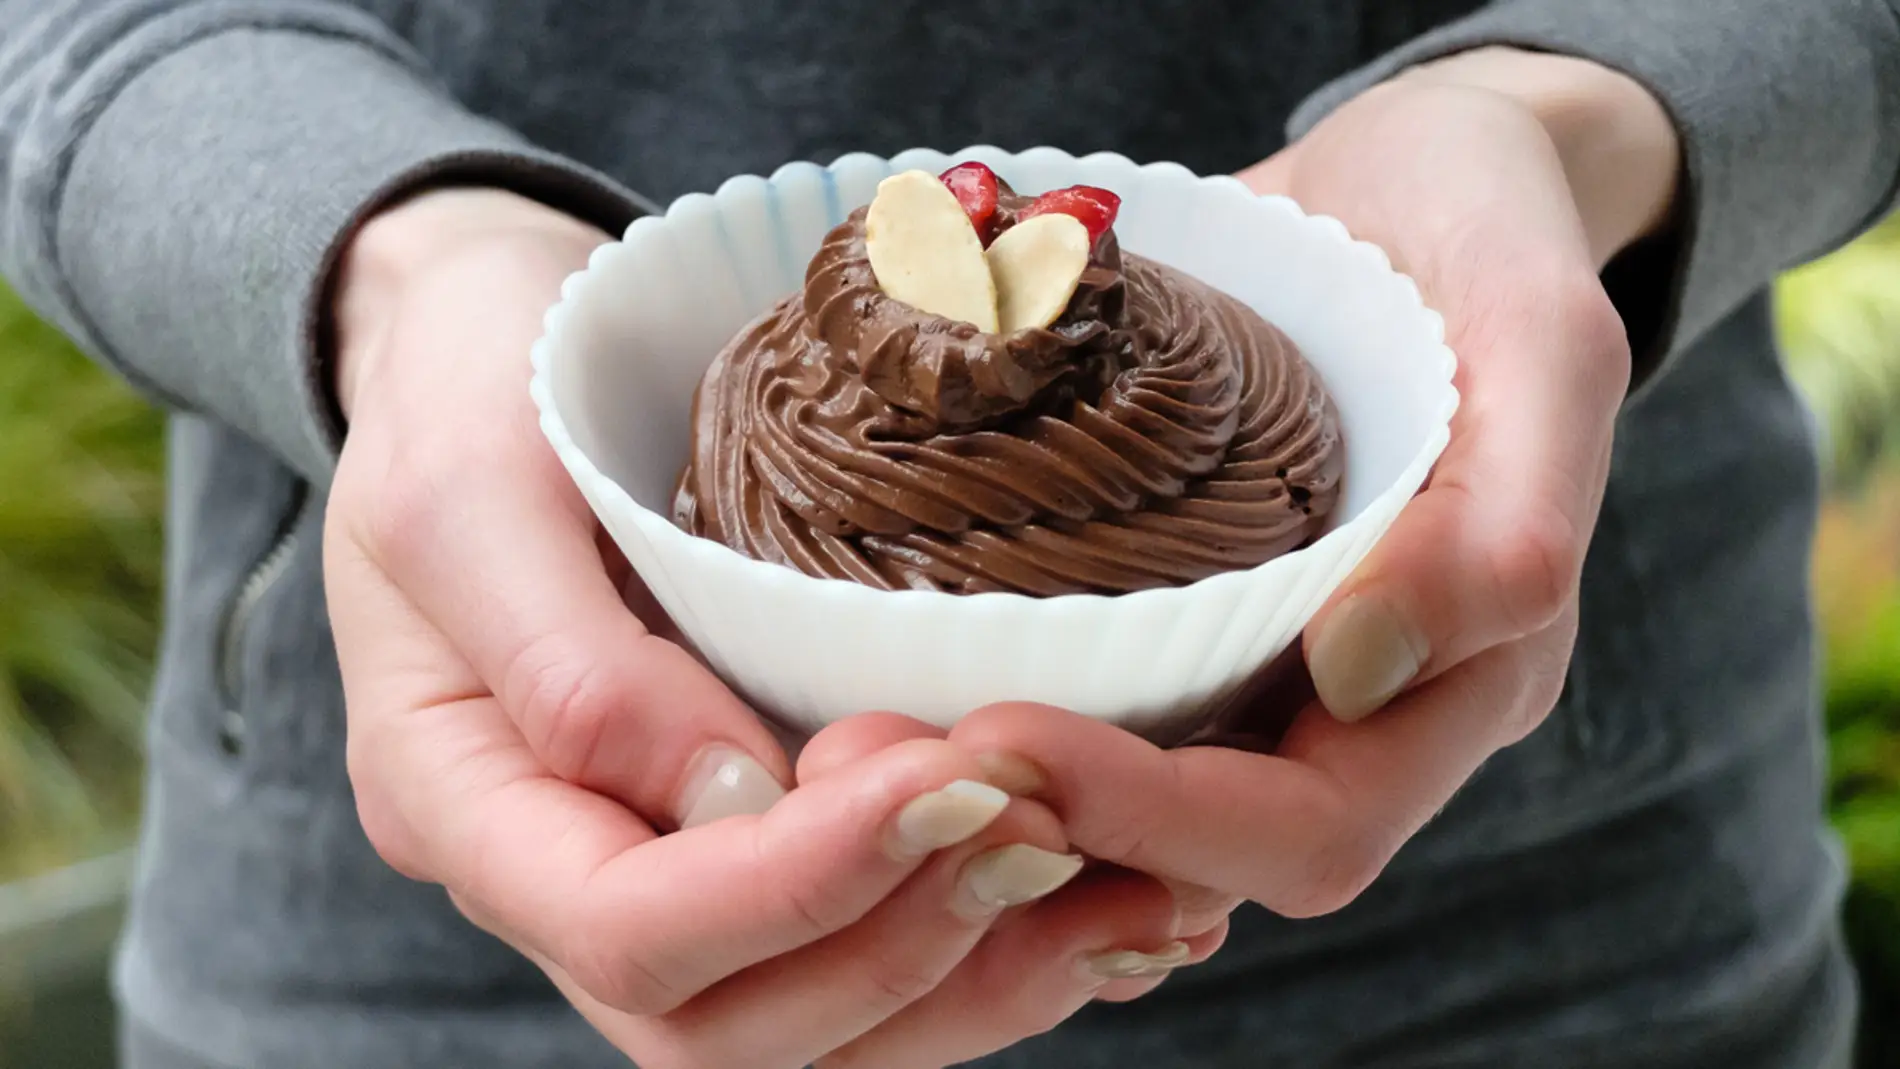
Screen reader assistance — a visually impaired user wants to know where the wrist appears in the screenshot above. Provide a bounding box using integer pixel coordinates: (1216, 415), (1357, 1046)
(331, 188), (609, 420)
(1402, 47), (1681, 268)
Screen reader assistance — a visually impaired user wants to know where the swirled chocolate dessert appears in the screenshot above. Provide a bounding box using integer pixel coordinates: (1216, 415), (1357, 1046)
(673, 163), (1342, 596)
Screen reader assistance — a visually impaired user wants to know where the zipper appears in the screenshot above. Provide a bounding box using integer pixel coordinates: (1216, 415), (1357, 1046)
(215, 487), (309, 755)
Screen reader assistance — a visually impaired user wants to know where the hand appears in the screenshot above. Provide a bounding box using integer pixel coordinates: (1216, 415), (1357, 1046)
(323, 188), (1184, 1068)
(938, 51), (1679, 916)
(798, 716), (1236, 1013)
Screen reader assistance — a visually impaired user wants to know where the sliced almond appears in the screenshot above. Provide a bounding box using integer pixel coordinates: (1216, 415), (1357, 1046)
(865, 170), (999, 332)
(985, 213), (1091, 334)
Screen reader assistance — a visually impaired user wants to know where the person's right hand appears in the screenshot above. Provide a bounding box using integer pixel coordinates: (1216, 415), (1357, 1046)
(321, 187), (1187, 1069)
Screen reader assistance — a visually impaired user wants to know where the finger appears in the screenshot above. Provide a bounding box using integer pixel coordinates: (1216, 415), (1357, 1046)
(328, 510), (782, 847)
(806, 718), (1240, 954)
(652, 811), (1083, 1069)
(1240, 130), (1624, 723)
(364, 694), (1033, 1017)
(802, 713), (1057, 800)
(328, 527), (1041, 1025)
(1275, 602), (1580, 816)
(1094, 914), (1230, 1004)
(367, 472), (784, 822)
(533, 806), (1078, 1068)
(809, 719), (1241, 938)
(799, 713), (947, 783)
(954, 703), (1337, 913)
(817, 866), (1182, 1069)
(1300, 254), (1624, 721)
(951, 625), (1572, 917)
(334, 266), (787, 818)
(1162, 876), (1243, 941)
(1184, 916), (1231, 959)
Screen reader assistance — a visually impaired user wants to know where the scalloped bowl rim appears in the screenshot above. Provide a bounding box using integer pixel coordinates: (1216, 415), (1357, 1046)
(530, 146), (1459, 616)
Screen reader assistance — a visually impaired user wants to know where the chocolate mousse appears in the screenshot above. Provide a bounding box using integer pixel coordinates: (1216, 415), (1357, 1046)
(672, 163), (1342, 596)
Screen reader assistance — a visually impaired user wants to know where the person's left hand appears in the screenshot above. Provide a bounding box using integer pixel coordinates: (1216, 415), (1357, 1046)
(905, 49), (1680, 925)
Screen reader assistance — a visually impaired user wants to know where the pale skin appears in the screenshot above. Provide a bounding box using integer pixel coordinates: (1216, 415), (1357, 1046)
(326, 46), (1679, 1069)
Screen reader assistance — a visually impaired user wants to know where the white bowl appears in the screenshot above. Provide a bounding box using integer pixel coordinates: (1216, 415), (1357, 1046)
(531, 146), (1458, 742)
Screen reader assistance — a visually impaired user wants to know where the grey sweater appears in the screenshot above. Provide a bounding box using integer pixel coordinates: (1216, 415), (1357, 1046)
(2, 2), (1895, 1067)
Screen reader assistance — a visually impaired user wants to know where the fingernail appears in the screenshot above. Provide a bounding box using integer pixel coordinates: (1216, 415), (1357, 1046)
(954, 845), (1085, 920)
(973, 752), (1048, 797)
(1081, 941), (1193, 981)
(1307, 593), (1428, 722)
(677, 746), (787, 829)
(888, 779), (1010, 860)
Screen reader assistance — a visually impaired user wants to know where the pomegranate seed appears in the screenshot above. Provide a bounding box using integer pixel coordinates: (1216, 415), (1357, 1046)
(1019, 185), (1122, 244)
(938, 162), (1000, 239)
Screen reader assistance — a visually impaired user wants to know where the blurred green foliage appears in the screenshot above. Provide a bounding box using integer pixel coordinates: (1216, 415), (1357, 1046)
(0, 220), (1896, 1060)
(1782, 218), (1900, 488)
(1782, 215), (1900, 1066)
(0, 289), (160, 883)
(1815, 472), (1900, 1065)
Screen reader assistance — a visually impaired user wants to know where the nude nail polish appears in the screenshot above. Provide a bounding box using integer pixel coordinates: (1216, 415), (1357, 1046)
(954, 844), (1084, 920)
(676, 746), (786, 829)
(1307, 592), (1429, 722)
(888, 779), (1010, 860)
(1082, 940), (1192, 981)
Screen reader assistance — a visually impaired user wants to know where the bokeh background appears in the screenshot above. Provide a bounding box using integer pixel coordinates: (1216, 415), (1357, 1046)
(2, 223), (1898, 1064)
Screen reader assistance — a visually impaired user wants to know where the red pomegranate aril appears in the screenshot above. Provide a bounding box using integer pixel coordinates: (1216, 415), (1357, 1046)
(938, 162), (1000, 239)
(1019, 185), (1122, 243)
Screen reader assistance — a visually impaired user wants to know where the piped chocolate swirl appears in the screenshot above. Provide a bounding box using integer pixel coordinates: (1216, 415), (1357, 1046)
(672, 177), (1342, 596)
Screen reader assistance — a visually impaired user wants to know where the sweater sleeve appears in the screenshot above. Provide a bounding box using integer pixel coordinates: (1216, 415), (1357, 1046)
(0, 1), (652, 483)
(1287, 0), (1900, 388)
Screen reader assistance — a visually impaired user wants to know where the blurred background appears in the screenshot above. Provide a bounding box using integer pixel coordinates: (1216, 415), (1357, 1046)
(2, 224), (1899, 1066)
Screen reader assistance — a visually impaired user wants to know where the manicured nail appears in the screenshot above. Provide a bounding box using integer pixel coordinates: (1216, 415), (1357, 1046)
(954, 845), (1084, 920)
(973, 752), (1048, 797)
(1307, 592), (1429, 722)
(1082, 941), (1192, 982)
(677, 746), (787, 829)
(888, 779), (1010, 860)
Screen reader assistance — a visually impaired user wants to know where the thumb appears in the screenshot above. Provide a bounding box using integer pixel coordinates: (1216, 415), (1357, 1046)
(334, 252), (789, 828)
(347, 429), (789, 827)
(1301, 258), (1625, 722)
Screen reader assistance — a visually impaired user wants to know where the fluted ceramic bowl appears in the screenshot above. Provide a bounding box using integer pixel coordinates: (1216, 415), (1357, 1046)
(531, 146), (1458, 742)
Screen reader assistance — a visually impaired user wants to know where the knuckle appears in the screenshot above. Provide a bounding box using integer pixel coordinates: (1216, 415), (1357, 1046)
(559, 932), (686, 1017)
(1084, 807), (1157, 871)
(1485, 505), (1583, 636)
(859, 950), (950, 1007)
(1172, 882), (1244, 936)
(1073, 760), (1178, 870)
(345, 735), (428, 881)
(1501, 619), (1581, 745)
(509, 641), (618, 782)
(1525, 654), (1572, 722)
(354, 796), (426, 881)
(1556, 278), (1631, 368)
(1275, 823), (1397, 920)
(1501, 686), (1558, 746)
(350, 449), (449, 576)
(775, 863), (868, 938)
(444, 892), (494, 933)
(1275, 853), (1370, 919)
